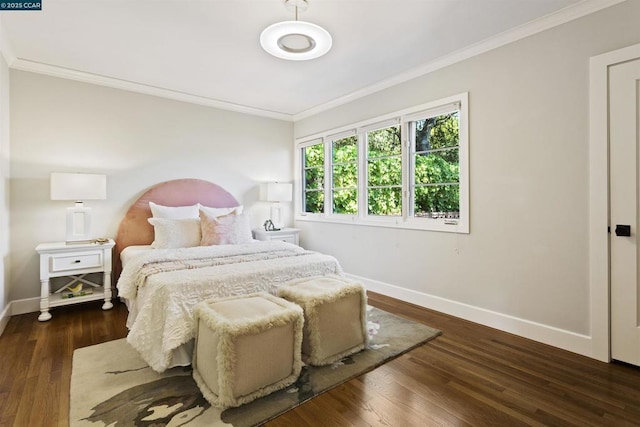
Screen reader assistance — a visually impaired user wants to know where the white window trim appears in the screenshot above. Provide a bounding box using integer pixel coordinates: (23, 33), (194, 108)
(295, 92), (469, 233)
(360, 117), (401, 134)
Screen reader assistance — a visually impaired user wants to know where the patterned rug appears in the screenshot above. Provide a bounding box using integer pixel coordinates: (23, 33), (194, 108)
(70, 306), (441, 426)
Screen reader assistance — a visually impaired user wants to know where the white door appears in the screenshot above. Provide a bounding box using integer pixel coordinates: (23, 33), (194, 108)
(610, 57), (640, 365)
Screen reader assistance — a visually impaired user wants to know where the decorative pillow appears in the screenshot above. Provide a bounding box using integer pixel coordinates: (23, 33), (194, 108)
(148, 217), (202, 249)
(200, 211), (252, 246)
(199, 204), (244, 218)
(149, 201), (199, 219)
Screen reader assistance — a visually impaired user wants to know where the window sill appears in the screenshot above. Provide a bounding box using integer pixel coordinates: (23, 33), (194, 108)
(295, 214), (469, 234)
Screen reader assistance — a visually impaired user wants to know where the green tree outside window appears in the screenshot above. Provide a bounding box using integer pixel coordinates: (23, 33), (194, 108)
(332, 135), (358, 214)
(413, 112), (460, 217)
(303, 143), (324, 213)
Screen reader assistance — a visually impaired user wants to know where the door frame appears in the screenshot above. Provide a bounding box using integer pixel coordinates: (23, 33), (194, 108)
(589, 43), (640, 362)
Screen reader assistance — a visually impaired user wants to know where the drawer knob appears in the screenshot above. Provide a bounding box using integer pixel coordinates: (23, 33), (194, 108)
(73, 260), (81, 263)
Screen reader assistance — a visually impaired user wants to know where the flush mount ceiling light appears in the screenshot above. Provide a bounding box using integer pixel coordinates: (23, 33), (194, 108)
(260, 0), (332, 61)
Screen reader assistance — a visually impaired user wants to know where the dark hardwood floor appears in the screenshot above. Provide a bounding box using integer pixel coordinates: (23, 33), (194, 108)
(1, 292), (639, 426)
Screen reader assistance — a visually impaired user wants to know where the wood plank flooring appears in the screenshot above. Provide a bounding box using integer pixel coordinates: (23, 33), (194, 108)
(1, 292), (639, 426)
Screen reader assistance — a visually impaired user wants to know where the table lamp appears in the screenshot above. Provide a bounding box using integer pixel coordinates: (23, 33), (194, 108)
(50, 172), (107, 243)
(263, 182), (292, 230)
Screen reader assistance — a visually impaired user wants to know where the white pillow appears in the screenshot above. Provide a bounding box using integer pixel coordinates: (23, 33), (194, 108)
(199, 204), (243, 218)
(149, 201), (199, 219)
(200, 211), (252, 246)
(148, 217), (201, 249)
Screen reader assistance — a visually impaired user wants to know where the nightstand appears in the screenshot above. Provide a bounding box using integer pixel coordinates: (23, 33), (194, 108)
(35, 239), (116, 321)
(252, 228), (300, 246)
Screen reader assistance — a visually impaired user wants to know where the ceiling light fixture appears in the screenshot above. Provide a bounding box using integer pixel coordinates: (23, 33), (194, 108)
(260, 0), (332, 61)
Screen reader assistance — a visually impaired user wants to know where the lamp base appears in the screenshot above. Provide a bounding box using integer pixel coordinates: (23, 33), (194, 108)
(66, 204), (92, 243)
(270, 203), (284, 230)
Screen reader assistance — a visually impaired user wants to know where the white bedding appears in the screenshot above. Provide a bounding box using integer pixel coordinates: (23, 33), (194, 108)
(120, 245), (154, 267)
(116, 240), (343, 372)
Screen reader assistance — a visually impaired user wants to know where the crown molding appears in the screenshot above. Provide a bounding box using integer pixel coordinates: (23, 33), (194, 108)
(10, 58), (294, 121)
(292, 0), (628, 121)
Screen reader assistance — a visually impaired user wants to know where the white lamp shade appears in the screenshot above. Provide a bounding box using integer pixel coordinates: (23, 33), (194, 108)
(265, 182), (293, 202)
(51, 173), (107, 201)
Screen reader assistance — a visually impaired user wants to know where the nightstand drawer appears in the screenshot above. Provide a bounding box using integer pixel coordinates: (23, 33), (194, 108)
(50, 252), (103, 272)
(278, 235), (297, 244)
(252, 228), (300, 246)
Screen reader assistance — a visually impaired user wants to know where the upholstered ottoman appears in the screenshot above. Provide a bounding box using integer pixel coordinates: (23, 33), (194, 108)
(192, 293), (304, 409)
(278, 275), (368, 366)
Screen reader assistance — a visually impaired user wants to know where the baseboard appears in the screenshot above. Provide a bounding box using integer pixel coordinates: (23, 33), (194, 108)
(10, 296), (40, 316)
(0, 297), (44, 337)
(348, 273), (593, 359)
(0, 302), (10, 337)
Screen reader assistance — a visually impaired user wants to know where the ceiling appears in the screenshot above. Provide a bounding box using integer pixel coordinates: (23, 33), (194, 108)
(0, 0), (599, 119)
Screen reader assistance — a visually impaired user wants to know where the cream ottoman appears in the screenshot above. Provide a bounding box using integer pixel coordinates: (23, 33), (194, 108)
(278, 275), (368, 366)
(192, 293), (304, 409)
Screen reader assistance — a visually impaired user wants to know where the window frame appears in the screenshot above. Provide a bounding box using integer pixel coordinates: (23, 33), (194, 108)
(299, 138), (325, 216)
(295, 92), (469, 233)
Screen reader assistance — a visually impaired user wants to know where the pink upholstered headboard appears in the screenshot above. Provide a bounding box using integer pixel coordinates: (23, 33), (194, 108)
(114, 178), (239, 276)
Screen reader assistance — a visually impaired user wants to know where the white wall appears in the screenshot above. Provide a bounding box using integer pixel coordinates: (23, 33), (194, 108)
(294, 1), (640, 353)
(9, 71), (293, 302)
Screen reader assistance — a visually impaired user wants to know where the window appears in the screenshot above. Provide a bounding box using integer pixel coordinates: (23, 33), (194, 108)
(302, 141), (324, 214)
(296, 93), (468, 233)
(331, 134), (358, 215)
(366, 123), (402, 216)
(409, 110), (460, 219)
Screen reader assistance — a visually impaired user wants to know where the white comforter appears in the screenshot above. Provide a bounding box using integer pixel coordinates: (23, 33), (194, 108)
(116, 241), (343, 372)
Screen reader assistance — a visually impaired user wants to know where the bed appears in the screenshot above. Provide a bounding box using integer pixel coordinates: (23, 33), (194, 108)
(115, 179), (343, 372)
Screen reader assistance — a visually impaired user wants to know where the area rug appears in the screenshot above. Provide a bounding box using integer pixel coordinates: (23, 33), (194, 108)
(70, 306), (440, 426)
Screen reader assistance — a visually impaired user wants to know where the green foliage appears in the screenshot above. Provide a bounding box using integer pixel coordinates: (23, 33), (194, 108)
(332, 136), (358, 214)
(414, 185), (459, 215)
(305, 143), (324, 167)
(415, 112), (459, 152)
(333, 189), (357, 214)
(415, 150), (459, 185)
(368, 125), (402, 189)
(368, 157), (402, 186)
(305, 190), (324, 213)
(303, 144), (324, 213)
(368, 126), (401, 158)
(304, 167), (324, 190)
(413, 112), (460, 216)
(368, 187), (402, 215)
(332, 136), (358, 162)
(367, 126), (402, 216)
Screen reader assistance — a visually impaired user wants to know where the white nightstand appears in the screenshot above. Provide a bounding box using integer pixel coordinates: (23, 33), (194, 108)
(35, 239), (116, 321)
(252, 228), (300, 246)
